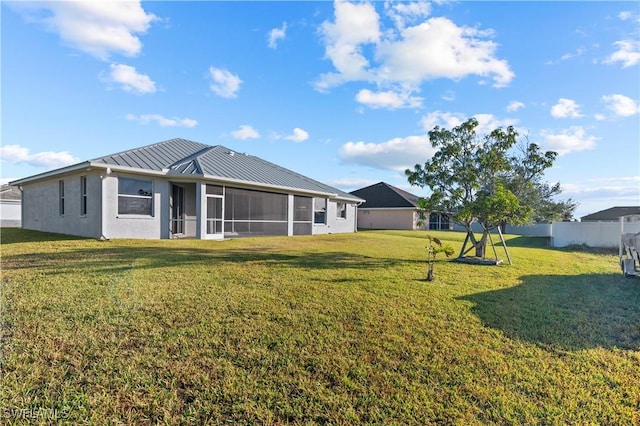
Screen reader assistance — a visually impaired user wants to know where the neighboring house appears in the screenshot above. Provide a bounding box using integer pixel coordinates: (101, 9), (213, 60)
(10, 139), (364, 240)
(581, 206), (640, 222)
(350, 182), (452, 230)
(0, 185), (22, 227)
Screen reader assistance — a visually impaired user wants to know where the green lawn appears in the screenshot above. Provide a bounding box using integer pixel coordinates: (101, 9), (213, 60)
(1, 228), (638, 424)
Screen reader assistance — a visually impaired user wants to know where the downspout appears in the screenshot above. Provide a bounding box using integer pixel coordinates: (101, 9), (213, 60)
(17, 185), (24, 229)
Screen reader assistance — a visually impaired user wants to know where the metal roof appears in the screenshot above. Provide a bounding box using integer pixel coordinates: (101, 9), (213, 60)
(350, 182), (420, 209)
(21, 138), (362, 202)
(581, 206), (640, 222)
(91, 138), (210, 171)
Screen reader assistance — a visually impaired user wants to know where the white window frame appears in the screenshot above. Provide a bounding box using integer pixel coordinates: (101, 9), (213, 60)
(80, 176), (87, 216)
(118, 176), (153, 216)
(59, 180), (65, 216)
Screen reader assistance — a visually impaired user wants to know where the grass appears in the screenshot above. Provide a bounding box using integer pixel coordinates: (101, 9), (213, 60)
(1, 228), (639, 424)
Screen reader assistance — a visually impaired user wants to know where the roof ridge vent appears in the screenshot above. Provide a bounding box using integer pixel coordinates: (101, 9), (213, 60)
(229, 150), (235, 156)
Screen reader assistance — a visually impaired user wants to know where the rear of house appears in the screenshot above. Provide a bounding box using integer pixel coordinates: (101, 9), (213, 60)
(11, 139), (363, 240)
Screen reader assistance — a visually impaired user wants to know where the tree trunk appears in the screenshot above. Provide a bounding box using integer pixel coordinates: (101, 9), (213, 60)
(473, 230), (489, 258)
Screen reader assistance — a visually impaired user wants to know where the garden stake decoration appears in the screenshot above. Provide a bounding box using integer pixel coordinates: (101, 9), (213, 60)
(426, 235), (454, 281)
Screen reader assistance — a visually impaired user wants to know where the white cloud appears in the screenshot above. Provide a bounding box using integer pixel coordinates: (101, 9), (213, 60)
(105, 64), (156, 94)
(0, 144), (78, 168)
(231, 125), (259, 140)
(441, 91), (455, 102)
(559, 47), (586, 61)
(602, 94), (640, 117)
(384, 1), (431, 30)
(355, 88), (423, 109)
(377, 17), (514, 87)
(420, 111), (466, 132)
(339, 135), (436, 171)
(550, 98), (583, 119)
(10, 1), (157, 61)
(539, 126), (597, 156)
(618, 11), (633, 21)
(284, 128), (309, 142)
(605, 40), (640, 68)
(594, 113), (606, 121)
(561, 176), (640, 218)
(209, 67), (242, 98)
(316, 1), (380, 91)
(420, 111), (518, 135)
(327, 177), (380, 190)
(506, 101), (525, 112)
(268, 22), (287, 49)
(126, 114), (197, 127)
(316, 2), (514, 98)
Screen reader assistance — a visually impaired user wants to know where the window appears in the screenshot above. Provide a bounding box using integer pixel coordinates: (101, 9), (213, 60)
(314, 198), (326, 224)
(59, 180), (65, 215)
(80, 176), (87, 216)
(336, 202), (347, 219)
(118, 177), (153, 215)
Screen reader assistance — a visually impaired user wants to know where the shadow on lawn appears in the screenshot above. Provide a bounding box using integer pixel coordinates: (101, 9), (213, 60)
(2, 244), (413, 278)
(459, 273), (640, 351)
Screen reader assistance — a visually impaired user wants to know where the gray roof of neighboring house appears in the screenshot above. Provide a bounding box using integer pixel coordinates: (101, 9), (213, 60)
(350, 182), (420, 209)
(581, 206), (640, 222)
(13, 138), (363, 202)
(0, 185), (22, 200)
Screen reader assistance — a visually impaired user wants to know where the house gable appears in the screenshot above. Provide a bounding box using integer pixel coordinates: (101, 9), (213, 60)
(350, 182), (419, 209)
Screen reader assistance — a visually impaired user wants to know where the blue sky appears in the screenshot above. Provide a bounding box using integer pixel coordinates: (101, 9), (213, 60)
(2, 1), (639, 219)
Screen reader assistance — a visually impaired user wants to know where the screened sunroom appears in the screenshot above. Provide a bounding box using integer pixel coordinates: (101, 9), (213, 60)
(169, 182), (347, 239)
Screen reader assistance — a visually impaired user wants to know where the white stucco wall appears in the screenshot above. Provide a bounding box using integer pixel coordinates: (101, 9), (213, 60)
(357, 209), (417, 230)
(312, 200), (357, 235)
(19, 172), (359, 239)
(102, 174), (170, 239)
(21, 172), (102, 238)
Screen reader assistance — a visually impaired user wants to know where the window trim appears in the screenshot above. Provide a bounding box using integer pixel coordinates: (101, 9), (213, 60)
(58, 180), (65, 216)
(313, 197), (327, 225)
(80, 176), (87, 216)
(336, 202), (347, 220)
(117, 176), (153, 216)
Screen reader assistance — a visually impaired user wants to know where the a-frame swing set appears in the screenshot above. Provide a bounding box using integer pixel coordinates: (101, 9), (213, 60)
(456, 224), (513, 265)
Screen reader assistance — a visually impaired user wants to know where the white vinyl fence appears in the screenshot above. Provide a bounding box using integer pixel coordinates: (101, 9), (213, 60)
(550, 221), (640, 248)
(454, 219), (640, 248)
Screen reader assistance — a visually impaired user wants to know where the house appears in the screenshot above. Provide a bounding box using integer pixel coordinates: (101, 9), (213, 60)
(10, 138), (364, 239)
(349, 182), (452, 230)
(0, 185), (22, 227)
(581, 206), (640, 222)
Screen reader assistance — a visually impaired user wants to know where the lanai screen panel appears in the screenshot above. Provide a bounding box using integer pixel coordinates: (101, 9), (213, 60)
(224, 187), (288, 236)
(293, 195), (312, 235)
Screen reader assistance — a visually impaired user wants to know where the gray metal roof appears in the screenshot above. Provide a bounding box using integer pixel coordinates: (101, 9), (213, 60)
(91, 138), (210, 171)
(92, 138), (362, 202)
(581, 206), (640, 222)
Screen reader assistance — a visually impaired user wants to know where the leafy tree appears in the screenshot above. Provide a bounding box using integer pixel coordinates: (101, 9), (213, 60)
(406, 118), (558, 258)
(504, 141), (578, 223)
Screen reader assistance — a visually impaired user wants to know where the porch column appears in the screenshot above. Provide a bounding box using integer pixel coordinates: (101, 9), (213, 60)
(287, 194), (294, 236)
(196, 181), (206, 239)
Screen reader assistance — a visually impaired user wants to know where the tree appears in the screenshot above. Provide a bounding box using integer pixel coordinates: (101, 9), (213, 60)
(406, 118), (558, 258)
(504, 141), (578, 223)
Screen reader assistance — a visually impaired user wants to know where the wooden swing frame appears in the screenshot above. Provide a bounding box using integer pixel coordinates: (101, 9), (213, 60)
(457, 225), (512, 265)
